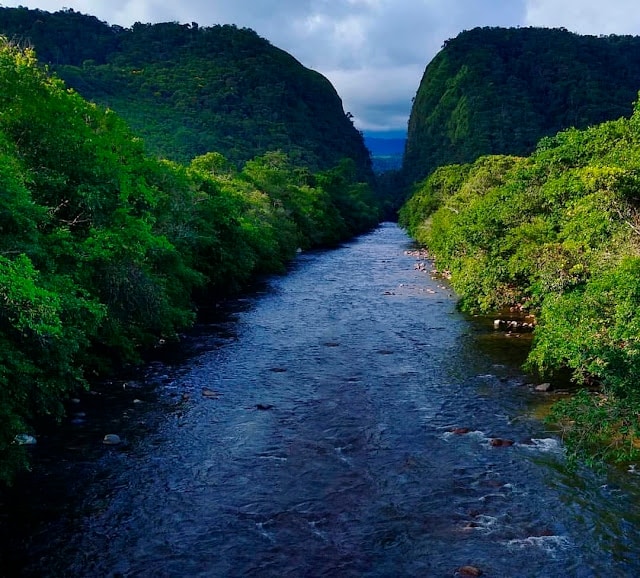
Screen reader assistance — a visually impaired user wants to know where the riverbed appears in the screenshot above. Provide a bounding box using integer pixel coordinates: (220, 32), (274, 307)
(2, 223), (640, 577)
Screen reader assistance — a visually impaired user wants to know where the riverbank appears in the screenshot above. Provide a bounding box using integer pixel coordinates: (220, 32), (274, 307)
(3, 224), (640, 576)
(0, 41), (383, 486)
(398, 117), (640, 464)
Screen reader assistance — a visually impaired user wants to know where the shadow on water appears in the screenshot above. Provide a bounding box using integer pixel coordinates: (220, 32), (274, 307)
(2, 223), (640, 577)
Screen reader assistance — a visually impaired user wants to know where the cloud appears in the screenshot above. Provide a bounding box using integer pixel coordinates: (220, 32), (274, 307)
(525, 0), (640, 35)
(325, 64), (426, 132)
(222, 0), (527, 132)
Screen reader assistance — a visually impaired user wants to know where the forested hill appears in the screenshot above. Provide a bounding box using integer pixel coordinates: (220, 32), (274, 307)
(404, 26), (640, 185)
(0, 7), (372, 179)
(0, 38), (380, 483)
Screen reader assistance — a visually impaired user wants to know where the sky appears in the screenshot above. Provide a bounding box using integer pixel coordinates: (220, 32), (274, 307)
(1, 1), (640, 136)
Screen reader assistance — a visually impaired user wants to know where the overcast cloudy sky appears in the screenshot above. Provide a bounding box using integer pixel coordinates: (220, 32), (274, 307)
(2, 1), (640, 136)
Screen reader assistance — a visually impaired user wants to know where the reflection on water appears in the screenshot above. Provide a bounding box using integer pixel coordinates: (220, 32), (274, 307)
(2, 223), (640, 577)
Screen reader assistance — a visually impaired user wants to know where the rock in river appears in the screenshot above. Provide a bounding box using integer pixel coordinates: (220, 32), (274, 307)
(102, 434), (122, 446)
(490, 438), (514, 447)
(535, 382), (553, 392)
(14, 434), (37, 445)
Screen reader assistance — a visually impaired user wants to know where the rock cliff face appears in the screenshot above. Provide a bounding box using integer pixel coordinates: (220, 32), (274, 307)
(404, 26), (640, 184)
(0, 7), (372, 178)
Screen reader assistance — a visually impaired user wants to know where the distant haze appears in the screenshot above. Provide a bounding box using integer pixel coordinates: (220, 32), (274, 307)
(364, 137), (406, 156)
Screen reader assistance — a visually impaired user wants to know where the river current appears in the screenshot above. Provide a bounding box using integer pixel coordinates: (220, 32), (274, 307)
(2, 223), (640, 577)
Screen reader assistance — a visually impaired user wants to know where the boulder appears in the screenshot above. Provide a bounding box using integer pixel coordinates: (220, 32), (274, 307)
(535, 382), (553, 392)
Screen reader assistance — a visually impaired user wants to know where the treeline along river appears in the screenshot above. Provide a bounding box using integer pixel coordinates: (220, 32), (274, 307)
(2, 223), (640, 576)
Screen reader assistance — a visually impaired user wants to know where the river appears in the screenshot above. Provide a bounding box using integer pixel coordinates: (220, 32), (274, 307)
(2, 223), (640, 577)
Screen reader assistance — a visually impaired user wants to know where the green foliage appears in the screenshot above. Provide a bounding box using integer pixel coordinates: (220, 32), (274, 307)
(528, 258), (640, 394)
(401, 155), (524, 311)
(548, 390), (640, 467)
(404, 27), (640, 185)
(188, 155), (284, 292)
(401, 95), (640, 464)
(0, 7), (373, 180)
(316, 159), (380, 236)
(398, 163), (472, 240)
(0, 254), (105, 483)
(0, 38), (380, 482)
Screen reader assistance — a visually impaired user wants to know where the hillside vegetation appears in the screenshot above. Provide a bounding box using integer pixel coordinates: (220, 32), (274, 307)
(0, 39), (379, 483)
(404, 27), (640, 185)
(400, 101), (640, 465)
(0, 7), (372, 179)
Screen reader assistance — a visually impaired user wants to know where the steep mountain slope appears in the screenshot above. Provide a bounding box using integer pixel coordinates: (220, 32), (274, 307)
(0, 7), (372, 178)
(404, 27), (640, 184)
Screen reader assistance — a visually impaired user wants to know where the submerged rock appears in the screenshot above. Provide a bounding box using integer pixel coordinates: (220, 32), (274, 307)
(70, 412), (86, 425)
(458, 565), (483, 576)
(490, 438), (514, 447)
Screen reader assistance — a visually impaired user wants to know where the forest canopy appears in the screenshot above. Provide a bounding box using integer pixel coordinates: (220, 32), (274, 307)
(0, 38), (380, 483)
(400, 99), (640, 464)
(0, 7), (373, 179)
(403, 27), (640, 186)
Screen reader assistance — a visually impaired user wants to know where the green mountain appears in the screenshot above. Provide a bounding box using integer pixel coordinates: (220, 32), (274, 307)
(0, 7), (372, 179)
(404, 27), (640, 185)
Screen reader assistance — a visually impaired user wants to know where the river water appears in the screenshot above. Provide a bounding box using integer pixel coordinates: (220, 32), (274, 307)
(2, 223), (640, 577)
